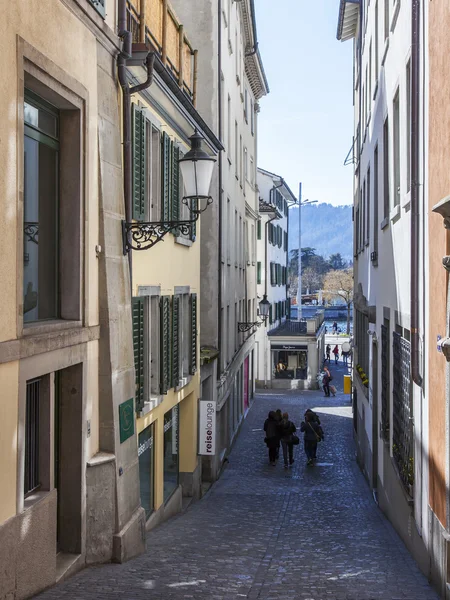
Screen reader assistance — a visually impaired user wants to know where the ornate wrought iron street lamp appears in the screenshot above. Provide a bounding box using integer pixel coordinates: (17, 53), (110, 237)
(238, 295), (271, 333)
(122, 130), (216, 253)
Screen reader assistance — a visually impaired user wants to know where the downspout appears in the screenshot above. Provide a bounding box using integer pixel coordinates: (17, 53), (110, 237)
(264, 213), (278, 386)
(118, 0), (155, 286)
(411, 0), (423, 387)
(218, 0), (223, 375)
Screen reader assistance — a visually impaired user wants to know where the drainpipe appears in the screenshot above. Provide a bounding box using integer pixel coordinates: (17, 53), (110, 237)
(264, 213), (278, 386)
(118, 0), (155, 287)
(218, 0), (223, 375)
(411, 0), (423, 387)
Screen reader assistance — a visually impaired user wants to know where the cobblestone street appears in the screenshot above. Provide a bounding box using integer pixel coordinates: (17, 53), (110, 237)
(35, 364), (439, 600)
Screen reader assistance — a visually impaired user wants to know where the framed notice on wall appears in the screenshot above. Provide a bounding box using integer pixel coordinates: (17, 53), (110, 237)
(198, 400), (216, 456)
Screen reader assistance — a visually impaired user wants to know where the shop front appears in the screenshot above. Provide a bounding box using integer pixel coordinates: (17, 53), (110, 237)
(272, 344), (308, 381)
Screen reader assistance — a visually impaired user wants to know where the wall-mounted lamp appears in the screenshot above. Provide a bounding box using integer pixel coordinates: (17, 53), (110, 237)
(238, 295), (270, 332)
(122, 130), (216, 253)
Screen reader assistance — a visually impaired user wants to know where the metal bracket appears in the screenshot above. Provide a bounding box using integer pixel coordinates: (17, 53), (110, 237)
(238, 321), (263, 333)
(122, 218), (197, 253)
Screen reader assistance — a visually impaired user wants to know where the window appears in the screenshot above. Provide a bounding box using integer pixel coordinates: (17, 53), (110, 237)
(362, 181), (366, 248)
(239, 134), (243, 186)
(251, 223), (255, 263)
(163, 405), (179, 503)
(244, 147), (248, 181)
(257, 262), (262, 284)
(24, 378), (41, 495)
(383, 116), (390, 220)
(24, 93), (60, 323)
(138, 423), (155, 519)
(235, 121), (238, 177)
(227, 198), (231, 261)
(227, 95), (231, 157)
(250, 99), (254, 135)
(244, 88), (248, 123)
(375, 0), (379, 83)
(393, 90), (400, 206)
(257, 219), (261, 240)
(366, 166), (371, 246)
(384, 0), (389, 41)
(373, 144), (379, 260)
(368, 42), (372, 105)
(406, 59), (411, 193)
(249, 156), (254, 186)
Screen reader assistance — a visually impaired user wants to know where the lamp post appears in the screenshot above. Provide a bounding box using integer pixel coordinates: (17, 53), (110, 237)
(238, 294), (270, 332)
(296, 182), (318, 321)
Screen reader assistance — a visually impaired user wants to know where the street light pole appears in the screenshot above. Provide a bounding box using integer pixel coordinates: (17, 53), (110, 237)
(297, 182), (302, 321)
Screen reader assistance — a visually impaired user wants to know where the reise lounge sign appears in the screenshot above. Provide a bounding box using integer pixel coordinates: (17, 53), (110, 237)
(198, 400), (216, 455)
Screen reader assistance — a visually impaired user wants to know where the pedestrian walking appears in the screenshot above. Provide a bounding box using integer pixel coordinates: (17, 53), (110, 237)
(300, 412), (324, 465)
(264, 411), (280, 466)
(333, 344), (339, 364)
(332, 321), (338, 334)
(326, 344), (331, 362)
(274, 409), (283, 461)
(322, 366), (332, 397)
(305, 408), (321, 425)
(279, 412), (297, 469)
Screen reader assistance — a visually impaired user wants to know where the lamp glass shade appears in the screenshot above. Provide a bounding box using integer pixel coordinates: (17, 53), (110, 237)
(258, 296), (270, 318)
(179, 158), (215, 199)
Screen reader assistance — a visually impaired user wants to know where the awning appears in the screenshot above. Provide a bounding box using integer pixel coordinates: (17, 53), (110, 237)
(337, 0), (359, 42)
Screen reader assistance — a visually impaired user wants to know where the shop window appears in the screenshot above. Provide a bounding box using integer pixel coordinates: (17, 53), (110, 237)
(138, 423), (155, 519)
(163, 406), (179, 503)
(273, 348), (308, 380)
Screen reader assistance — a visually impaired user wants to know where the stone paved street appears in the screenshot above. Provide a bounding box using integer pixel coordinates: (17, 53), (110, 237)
(35, 363), (439, 600)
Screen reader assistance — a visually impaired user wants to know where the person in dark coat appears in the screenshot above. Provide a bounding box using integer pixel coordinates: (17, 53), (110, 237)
(326, 344), (331, 362)
(274, 409), (283, 460)
(304, 408), (321, 425)
(279, 412), (296, 469)
(300, 412), (323, 465)
(322, 367), (331, 397)
(264, 411), (280, 466)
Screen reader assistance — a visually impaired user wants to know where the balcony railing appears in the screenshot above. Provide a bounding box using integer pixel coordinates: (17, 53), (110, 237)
(126, 0), (198, 105)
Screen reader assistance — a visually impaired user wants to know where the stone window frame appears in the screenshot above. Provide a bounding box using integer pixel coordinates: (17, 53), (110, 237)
(17, 38), (88, 338)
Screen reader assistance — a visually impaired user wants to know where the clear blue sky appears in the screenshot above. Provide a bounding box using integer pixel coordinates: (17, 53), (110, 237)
(255, 0), (354, 206)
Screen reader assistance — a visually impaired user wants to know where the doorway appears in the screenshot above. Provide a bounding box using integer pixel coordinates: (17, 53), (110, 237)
(54, 364), (83, 555)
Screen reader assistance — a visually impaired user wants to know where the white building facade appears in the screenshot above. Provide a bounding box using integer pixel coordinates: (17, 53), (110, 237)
(171, 0), (268, 480)
(255, 169), (294, 386)
(337, 0), (429, 576)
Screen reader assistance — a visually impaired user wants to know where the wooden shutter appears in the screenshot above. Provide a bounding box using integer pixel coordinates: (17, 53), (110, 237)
(172, 295), (180, 388)
(257, 220), (261, 240)
(132, 297), (145, 412)
(161, 132), (171, 222)
(189, 294), (198, 375)
(269, 305), (272, 325)
(132, 104), (146, 220)
(172, 145), (180, 224)
(160, 296), (171, 394)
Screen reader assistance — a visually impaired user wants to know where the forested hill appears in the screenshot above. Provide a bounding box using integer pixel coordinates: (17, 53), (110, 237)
(288, 203), (353, 261)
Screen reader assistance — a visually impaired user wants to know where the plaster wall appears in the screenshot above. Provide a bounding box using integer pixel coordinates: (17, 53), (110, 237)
(428, 0), (450, 529)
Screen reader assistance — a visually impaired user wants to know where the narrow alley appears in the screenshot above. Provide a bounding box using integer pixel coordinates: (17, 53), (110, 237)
(35, 365), (438, 600)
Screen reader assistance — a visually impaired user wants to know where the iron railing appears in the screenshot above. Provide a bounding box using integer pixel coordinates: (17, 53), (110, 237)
(392, 332), (413, 491)
(24, 378), (41, 496)
(381, 324), (389, 440)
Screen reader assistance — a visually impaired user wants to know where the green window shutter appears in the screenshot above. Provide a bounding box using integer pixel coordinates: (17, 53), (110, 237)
(132, 104), (146, 220)
(160, 296), (171, 394)
(189, 294), (198, 375)
(270, 263), (274, 286)
(161, 132), (171, 222)
(257, 220), (261, 240)
(269, 305), (272, 325)
(268, 223), (272, 244)
(172, 145), (180, 225)
(172, 295), (180, 387)
(257, 261), (261, 284)
(132, 297), (145, 412)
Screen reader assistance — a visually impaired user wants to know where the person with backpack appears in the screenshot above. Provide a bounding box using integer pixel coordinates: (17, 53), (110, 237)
(279, 412), (297, 469)
(264, 411), (281, 466)
(274, 409), (283, 461)
(304, 409), (322, 459)
(300, 412), (324, 465)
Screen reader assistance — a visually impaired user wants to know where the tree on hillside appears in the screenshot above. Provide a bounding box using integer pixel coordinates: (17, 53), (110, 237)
(322, 269), (354, 334)
(328, 253), (347, 270)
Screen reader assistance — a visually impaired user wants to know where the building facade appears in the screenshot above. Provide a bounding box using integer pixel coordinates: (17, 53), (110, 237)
(255, 168), (294, 387)
(0, 1), (147, 597)
(122, 0), (221, 527)
(337, 0), (430, 581)
(170, 0), (268, 480)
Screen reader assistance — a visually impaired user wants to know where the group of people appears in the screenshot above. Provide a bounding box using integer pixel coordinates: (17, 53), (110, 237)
(325, 344), (340, 364)
(264, 409), (324, 467)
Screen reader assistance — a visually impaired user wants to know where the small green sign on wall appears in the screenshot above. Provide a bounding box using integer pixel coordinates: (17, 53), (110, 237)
(119, 398), (135, 443)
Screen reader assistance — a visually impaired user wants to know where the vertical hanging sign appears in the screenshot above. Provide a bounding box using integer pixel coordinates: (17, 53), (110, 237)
(198, 400), (216, 455)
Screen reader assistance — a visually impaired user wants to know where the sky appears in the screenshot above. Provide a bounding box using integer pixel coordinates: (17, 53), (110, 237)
(255, 0), (354, 206)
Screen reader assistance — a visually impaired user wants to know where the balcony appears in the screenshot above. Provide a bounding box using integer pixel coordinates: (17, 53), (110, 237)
(126, 0), (198, 105)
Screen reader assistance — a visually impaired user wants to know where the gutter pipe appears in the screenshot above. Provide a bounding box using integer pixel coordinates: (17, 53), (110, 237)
(218, 0), (223, 376)
(411, 0), (423, 387)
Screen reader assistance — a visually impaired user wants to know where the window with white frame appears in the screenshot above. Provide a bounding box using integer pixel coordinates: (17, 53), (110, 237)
(145, 119), (161, 221)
